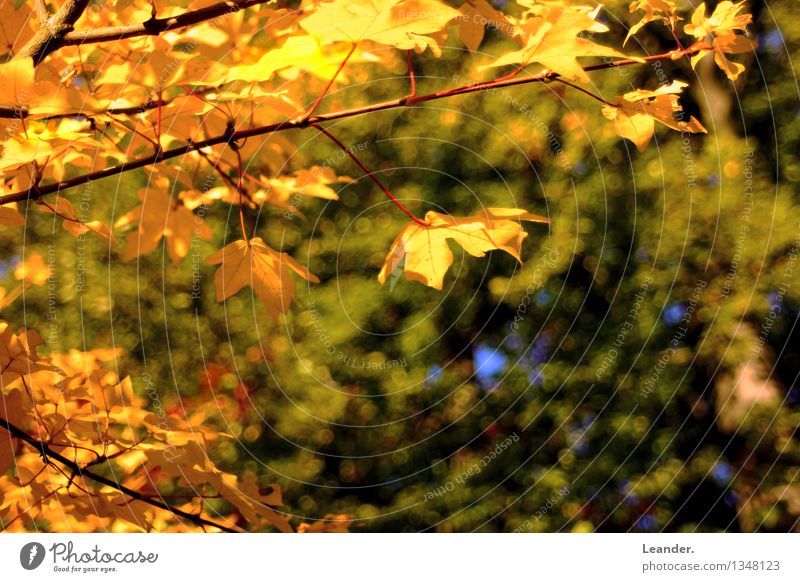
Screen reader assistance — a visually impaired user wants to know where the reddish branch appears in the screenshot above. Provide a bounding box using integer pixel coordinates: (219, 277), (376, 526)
(312, 122), (429, 227)
(300, 42), (357, 122)
(0, 47), (704, 206)
(0, 416), (239, 533)
(0, 90), (221, 120)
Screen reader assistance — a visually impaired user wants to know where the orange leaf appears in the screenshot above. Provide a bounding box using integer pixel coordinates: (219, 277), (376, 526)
(379, 208), (549, 290)
(205, 238), (319, 320)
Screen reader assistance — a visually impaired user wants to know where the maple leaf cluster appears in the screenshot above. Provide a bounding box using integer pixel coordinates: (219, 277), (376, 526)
(0, 258), (291, 532)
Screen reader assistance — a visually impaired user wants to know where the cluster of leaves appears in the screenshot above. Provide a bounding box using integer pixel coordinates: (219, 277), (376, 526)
(0, 0), (756, 312)
(0, 258), (289, 531)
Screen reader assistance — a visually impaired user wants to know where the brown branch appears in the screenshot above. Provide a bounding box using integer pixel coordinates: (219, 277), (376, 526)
(0, 47), (704, 206)
(406, 50), (416, 100)
(552, 78), (613, 106)
(0, 89), (217, 120)
(0, 416), (240, 533)
(298, 42), (357, 122)
(34, 0), (51, 24)
(18, 0), (91, 65)
(60, 0), (274, 48)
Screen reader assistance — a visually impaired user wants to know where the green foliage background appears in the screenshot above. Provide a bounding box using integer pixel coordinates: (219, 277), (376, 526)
(3, 0), (799, 531)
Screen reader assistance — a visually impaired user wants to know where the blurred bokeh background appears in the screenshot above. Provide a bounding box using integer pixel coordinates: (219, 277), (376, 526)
(2, 0), (799, 531)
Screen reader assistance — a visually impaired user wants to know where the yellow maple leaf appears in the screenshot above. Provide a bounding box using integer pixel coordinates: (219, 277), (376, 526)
(0, 135), (53, 172)
(0, 2), (35, 56)
(0, 204), (24, 228)
(39, 197), (115, 243)
(0, 322), (51, 387)
(602, 81), (706, 151)
(480, 4), (636, 83)
(625, 0), (680, 45)
(300, 0), (461, 53)
(684, 1), (755, 81)
(378, 208), (549, 290)
(459, 0), (513, 52)
(0, 252), (48, 310)
(14, 252), (49, 287)
(205, 238), (319, 321)
(0, 59), (35, 110)
(115, 178), (211, 263)
(684, 0), (751, 39)
(224, 36), (321, 83)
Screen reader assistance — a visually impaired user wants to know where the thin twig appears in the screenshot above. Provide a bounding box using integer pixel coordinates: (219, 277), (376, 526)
(298, 42), (357, 122)
(406, 50), (416, 101)
(552, 78), (613, 106)
(233, 147), (252, 240)
(311, 122), (428, 227)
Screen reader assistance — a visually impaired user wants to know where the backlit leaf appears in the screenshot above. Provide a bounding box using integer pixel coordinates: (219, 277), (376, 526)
(378, 208), (549, 290)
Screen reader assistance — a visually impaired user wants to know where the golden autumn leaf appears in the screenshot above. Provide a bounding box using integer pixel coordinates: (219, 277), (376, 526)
(115, 177), (211, 263)
(0, 59), (35, 109)
(0, 253), (48, 310)
(684, 1), (755, 80)
(0, 2), (35, 56)
(684, 0), (751, 39)
(0, 322), (51, 387)
(223, 36), (321, 83)
(480, 4), (636, 83)
(601, 81), (706, 150)
(38, 197), (115, 243)
(205, 237), (319, 321)
(378, 208), (549, 290)
(14, 252), (49, 287)
(625, 0), (680, 45)
(300, 0), (461, 53)
(459, 0), (512, 52)
(0, 135), (52, 172)
(0, 204), (24, 228)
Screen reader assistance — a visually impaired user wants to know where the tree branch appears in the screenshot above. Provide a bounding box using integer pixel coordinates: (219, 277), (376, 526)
(0, 47), (703, 206)
(0, 416), (240, 533)
(312, 122), (429, 226)
(58, 0), (274, 49)
(0, 89), (218, 120)
(34, 0), (51, 24)
(18, 0), (91, 65)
